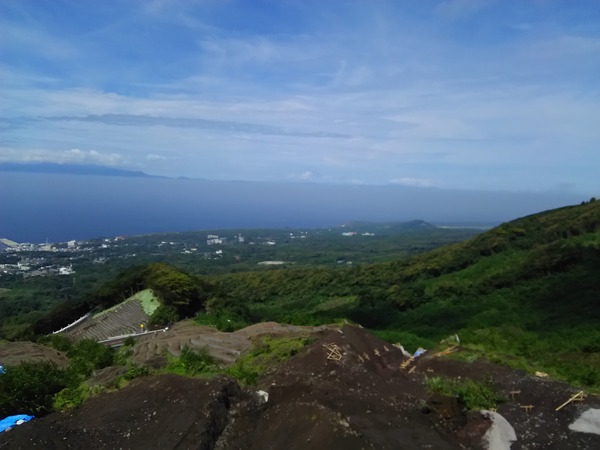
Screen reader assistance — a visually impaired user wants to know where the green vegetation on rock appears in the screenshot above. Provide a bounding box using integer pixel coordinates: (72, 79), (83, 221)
(166, 346), (220, 377)
(426, 375), (502, 411)
(226, 336), (312, 385)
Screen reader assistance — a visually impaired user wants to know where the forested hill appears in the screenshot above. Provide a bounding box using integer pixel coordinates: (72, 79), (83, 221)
(33, 263), (211, 335)
(205, 200), (600, 388)
(379, 199), (600, 387)
(26, 200), (600, 388)
(396, 198), (600, 282)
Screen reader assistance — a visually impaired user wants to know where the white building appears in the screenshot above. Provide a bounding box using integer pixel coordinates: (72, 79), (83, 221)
(59, 265), (75, 275)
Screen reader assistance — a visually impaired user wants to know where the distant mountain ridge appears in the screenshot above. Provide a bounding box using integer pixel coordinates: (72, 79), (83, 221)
(0, 162), (152, 178)
(340, 219), (437, 232)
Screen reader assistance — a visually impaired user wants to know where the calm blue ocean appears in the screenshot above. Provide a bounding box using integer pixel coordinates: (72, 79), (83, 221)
(0, 173), (580, 243)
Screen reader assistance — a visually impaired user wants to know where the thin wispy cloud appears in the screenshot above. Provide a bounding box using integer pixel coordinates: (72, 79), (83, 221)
(0, 0), (598, 195)
(390, 178), (436, 188)
(0, 147), (126, 166)
(44, 114), (351, 139)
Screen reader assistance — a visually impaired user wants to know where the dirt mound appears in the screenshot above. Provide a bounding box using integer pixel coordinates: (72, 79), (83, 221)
(0, 341), (68, 368)
(131, 320), (331, 366)
(2, 325), (600, 449)
(217, 325), (454, 449)
(412, 353), (600, 448)
(1, 374), (249, 449)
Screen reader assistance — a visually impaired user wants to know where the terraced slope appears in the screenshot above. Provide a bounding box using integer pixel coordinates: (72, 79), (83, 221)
(132, 320), (332, 366)
(66, 299), (149, 341)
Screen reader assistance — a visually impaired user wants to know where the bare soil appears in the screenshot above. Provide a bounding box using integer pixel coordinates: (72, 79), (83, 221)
(2, 325), (600, 449)
(0, 341), (69, 368)
(131, 320), (332, 366)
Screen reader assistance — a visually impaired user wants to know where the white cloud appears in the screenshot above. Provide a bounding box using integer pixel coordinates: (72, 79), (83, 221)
(65, 149), (124, 165)
(0, 1), (598, 194)
(390, 177), (435, 187)
(300, 171), (317, 180)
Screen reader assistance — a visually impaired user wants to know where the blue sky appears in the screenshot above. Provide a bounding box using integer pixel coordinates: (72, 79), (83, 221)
(1, 0), (599, 195)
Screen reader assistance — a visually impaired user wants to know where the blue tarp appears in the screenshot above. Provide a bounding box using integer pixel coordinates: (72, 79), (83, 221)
(413, 348), (427, 357)
(0, 415), (34, 433)
(0, 365), (5, 374)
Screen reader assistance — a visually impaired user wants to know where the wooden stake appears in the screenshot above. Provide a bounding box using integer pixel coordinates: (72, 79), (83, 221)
(400, 357), (414, 370)
(556, 391), (585, 411)
(323, 343), (342, 361)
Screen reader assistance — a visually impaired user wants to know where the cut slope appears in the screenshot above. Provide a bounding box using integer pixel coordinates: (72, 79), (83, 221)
(66, 298), (149, 341)
(0, 341), (69, 368)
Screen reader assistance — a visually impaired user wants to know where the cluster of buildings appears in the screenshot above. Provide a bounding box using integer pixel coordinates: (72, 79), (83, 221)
(206, 233), (245, 245)
(0, 238), (83, 278)
(341, 232), (376, 237)
(0, 262), (75, 278)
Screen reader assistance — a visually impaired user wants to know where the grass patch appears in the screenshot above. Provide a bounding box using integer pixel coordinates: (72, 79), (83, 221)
(92, 289), (160, 319)
(92, 298), (133, 319)
(311, 295), (359, 312)
(226, 336), (312, 385)
(53, 382), (103, 411)
(426, 375), (502, 411)
(135, 289), (161, 316)
(166, 346), (221, 377)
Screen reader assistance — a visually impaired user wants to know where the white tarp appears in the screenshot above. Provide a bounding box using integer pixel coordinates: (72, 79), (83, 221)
(569, 408), (600, 436)
(481, 410), (517, 450)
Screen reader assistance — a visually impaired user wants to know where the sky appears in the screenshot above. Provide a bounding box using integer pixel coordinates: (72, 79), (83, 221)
(1, 0), (599, 196)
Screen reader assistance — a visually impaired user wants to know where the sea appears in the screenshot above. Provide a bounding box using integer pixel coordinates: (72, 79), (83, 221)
(0, 173), (582, 243)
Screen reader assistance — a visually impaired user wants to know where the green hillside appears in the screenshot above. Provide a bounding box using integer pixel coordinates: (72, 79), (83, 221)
(32, 263), (211, 335)
(28, 200), (600, 389)
(205, 200), (600, 388)
(380, 200), (600, 386)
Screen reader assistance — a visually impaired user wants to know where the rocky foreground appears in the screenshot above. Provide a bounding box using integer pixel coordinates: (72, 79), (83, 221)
(2, 325), (600, 449)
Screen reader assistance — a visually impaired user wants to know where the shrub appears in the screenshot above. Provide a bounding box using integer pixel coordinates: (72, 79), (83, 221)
(149, 304), (179, 327)
(226, 336), (311, 385)
(0, 362), (70, 416)
(426, 375), (500, 411)
(123, 364), (151, 381)
(53, 383), (102, 411)
(67, 339), (115, 378)
(180, 346), (219, 375)
(226, 361), (260, 385)
(44, 333), (73, 352)
(166, 346), (220, 376)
